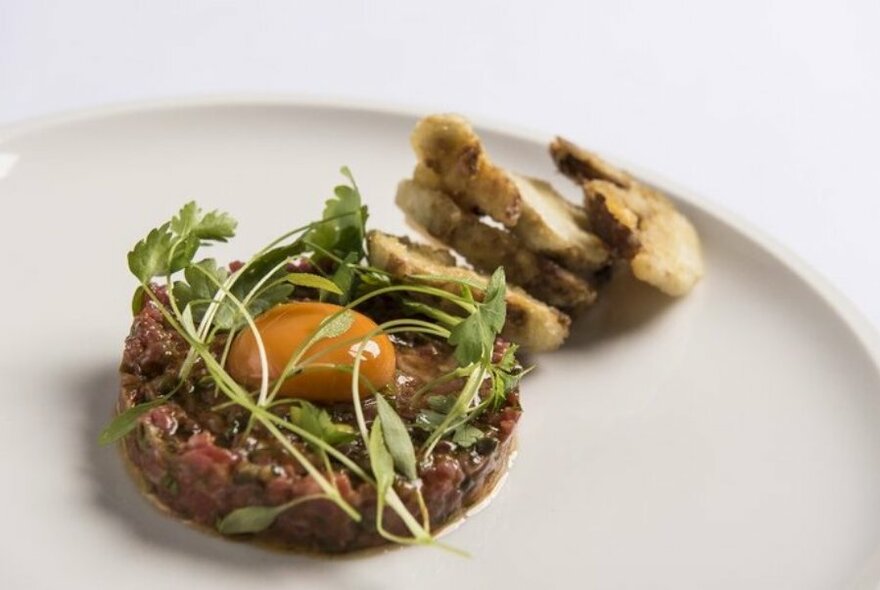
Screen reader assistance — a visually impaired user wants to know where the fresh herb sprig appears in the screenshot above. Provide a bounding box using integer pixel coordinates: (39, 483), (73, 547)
(102, 168), (525, 552)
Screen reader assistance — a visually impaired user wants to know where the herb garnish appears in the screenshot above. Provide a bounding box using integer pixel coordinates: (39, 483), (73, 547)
(102, 168), (527, 553)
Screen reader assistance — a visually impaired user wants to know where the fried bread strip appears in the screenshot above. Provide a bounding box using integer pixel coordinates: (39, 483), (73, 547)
(367, 231), (571, 351)
(411, 114), (522, 228)
(396, 179), (596, 312)
(508, 173), (610, 272)
(550, 137), (704, 296)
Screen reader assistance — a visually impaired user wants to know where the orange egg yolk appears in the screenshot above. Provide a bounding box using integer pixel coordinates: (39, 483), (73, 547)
(226, 302), (396, 402)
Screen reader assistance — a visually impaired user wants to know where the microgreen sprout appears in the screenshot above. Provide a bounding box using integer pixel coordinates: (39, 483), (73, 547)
(102, 168), (527, 553)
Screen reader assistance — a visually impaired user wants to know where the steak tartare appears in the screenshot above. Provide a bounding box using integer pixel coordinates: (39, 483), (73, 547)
(106, 170), (526, 554)
(119, 296), (520, 552)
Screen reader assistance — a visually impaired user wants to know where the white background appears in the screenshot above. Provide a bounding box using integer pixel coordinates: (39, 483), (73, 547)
(2, 0), (878, 331)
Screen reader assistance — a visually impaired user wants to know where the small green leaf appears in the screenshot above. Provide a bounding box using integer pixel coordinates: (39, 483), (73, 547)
(427, 395), (455, 413)
(448, 267), (508, 366)
(497, 343), (519, 371)
(247, 283), (294, 318)
(499, 365), (530, 394)
(488, 345), (530, 408)
(489, 370), (506, 408)
(414, 409), (446, 431)
(181, 304), (197, 336)
(168, 234), (200, 273)
(289, 401), (357, 448)
(374, 395), (418, 481)
(170, 201), (237, 242)
(329, 252), (359, 304)
(193, 209), (237, 241)
(452, 424), (484, 448)
(217, 495), (321, 535)
(217, 505), (287, 535)
(312, 310), (355, 342)
(170, 201), (199, 236)
(173, 258), (229, 323)
(286, 273), (343, 294)
(213, 282), (294, 330)
(481, 267), (507, 333)
(131, 286), (146, 315)
(448, 316), (485, 366)
(98, 397), (167, 445)
(127, 202), (238, 284)
(369, 420), (395, 503)
(306, 169), (368, 263)
(127, 223), (174, 282)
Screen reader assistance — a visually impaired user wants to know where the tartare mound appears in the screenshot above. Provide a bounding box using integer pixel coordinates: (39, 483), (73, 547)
(119, 298), (521, 553)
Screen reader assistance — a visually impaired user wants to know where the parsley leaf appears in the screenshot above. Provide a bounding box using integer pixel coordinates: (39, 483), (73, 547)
(448, 267), (507, 366)
(415, 409), (447, 431)
(328, 252), (358, 304)
(289, 400), (357, 448)
(169, 202), (199, 236)
(497, 343), (519, 371)
(127, 224), (175, 282)
(170, 201), (237, 242)
(452, 424), (484, 448)
(415, 398), (484, 449)
(192, 209), (237, 241)
(172, 259), (228, 322)
(246, 283), (295, 318)
(306, 167), (368, 262)
(213, 240), (307, 328)
(481, 267), (508, 333)
(128, 202), (237, 284)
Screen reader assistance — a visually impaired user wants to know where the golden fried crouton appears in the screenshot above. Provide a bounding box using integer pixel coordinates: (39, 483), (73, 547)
(411, 114), (522, 227)
(550, 137), (704, 296)
(508, 173), (610, 272)
(367, 231), (571, 351)
(396, 179), (596, 312)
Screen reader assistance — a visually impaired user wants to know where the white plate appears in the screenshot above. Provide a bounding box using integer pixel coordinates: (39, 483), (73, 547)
(2, 99), (880, 590)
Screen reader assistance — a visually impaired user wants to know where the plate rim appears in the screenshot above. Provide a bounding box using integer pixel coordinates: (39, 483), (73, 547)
(1, 93), (877, 366)
(4, 95), (880, 587)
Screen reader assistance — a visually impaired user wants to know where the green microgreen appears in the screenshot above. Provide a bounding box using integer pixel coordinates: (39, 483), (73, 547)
(452, 424), (485, 448)
(285, 272), (343, 294)
(374, 395), (418, 481)
(98, 394), (171, 445)
(305, 166), (368, 263)
(447, 268), (507, 366)
(104, 167), (527, 555)
(289, 400), (357, 448)
(217, 494), (324, 535)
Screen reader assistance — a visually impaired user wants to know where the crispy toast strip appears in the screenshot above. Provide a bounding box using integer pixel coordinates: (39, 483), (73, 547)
(367, 231), (571, 351)
(411, 114), (522, 228)
(508, 172), (609, 272)
(550, 137), (704, 296)
(396, 179), (596, 312)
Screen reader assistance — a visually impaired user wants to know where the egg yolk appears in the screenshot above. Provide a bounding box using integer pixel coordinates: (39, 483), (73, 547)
(226, 302), (396, 402)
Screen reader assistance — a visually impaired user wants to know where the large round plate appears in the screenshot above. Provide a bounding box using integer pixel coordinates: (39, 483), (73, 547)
(2, 99), (879, 590)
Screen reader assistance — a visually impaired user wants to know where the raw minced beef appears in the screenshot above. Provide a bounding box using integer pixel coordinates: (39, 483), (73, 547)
(118, 294), (521, 553)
